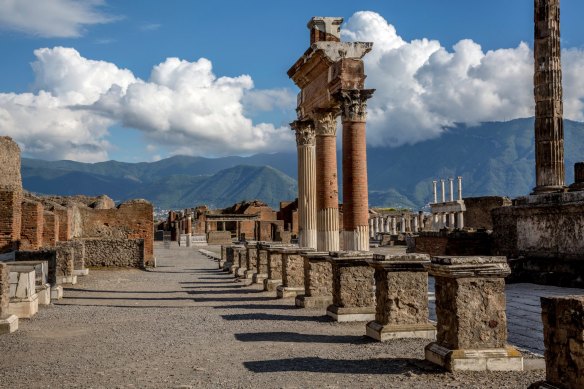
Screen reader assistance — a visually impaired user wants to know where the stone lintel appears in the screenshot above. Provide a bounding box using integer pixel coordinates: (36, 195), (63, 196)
(430, 200), (466, 213)
(425, 343), (523, 372)
(427, 256), (510, 278)
(280, 247), (314, 254)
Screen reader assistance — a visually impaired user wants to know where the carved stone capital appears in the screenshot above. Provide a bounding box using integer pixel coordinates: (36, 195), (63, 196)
(335, 89), (375, 122)
(290, 119), (316, 146)
(313, 109), (339, 136)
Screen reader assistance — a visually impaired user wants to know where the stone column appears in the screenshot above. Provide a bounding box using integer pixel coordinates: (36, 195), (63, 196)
(314, 110), (340, 252)
(449, 212), (455, 228)
(375, 217), (381, 236)
(291, 120), (317, 249)
(457, 176), (463, 201)
(400, 217), (406, 233)
(337, 89), (374, 251)
(391, 217), (397, 235)
(384, 217), (390, 233)
(366, 253), (435, 341)
(326, 251), (375, 322)
(243, 242), (258, 280)
(441, 179), (446, 203)
(425, 256), (523, 372)
(530, 296), (584, 389)
(457, 212), (464, 229)
(369, 218), (375, 238)
(432, 180), (438, 204)
(418, 211), (424, 231)
(412, 216), (419, 233)
(449, 178), (454, 202)
(533, 0), (565, 193)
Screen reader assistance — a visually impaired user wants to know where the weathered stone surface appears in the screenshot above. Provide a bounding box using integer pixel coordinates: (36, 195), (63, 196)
(82, 238), (145, 268)
(266, 249), (283, 280)
(282, 250), (306, 289)
(245, 243), (258, 272)
(0, 263), (9, 317)
(539, 295), (584, 388)
(15, 250), (57, 286)
(328, 252), (375, 310)
(304, 253), (332, 298)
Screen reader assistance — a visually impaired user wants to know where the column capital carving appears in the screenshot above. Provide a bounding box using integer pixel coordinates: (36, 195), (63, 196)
(290, 119), (315, 146)
(334, 89), (375, 122)
(313, 109), (339, 136)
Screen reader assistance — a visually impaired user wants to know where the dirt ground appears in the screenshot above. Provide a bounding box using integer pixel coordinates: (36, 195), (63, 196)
(0, 242), (545, 388)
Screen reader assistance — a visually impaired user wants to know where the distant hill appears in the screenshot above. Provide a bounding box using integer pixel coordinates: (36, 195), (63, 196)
(20, 117), (584, 210)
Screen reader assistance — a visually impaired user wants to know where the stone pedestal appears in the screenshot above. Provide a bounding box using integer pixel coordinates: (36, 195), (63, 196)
(529, 295), (584, 389)
(278, 248), (315, 299)
(295, 252), (332, 308)
(424, 256), (523, 372)
(243, 242), (258, 280)
(264, 248), (284, 292)
(36, 283), (51, 306)
(0, 262), (18, 334)
(325, 251), (375, 321)
(253, 246), (269, 284)
(365, 253), (436, 341)
(51, 285), (63, 300)
(8, 269), (39, 318)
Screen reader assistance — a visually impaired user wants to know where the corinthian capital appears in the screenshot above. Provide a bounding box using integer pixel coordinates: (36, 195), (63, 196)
(313, 109), (339, 137)
(335, 89), (375, 122)
(290, 119), (316, 146)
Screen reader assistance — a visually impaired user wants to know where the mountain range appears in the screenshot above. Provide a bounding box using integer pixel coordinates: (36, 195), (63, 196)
(20, 117), (584, 210)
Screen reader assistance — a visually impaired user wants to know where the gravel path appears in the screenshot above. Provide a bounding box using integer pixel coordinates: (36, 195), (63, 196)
(0, 242), (545, 388)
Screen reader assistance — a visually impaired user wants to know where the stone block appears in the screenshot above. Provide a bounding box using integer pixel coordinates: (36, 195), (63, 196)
(366, 253), (435, 341)
(278, 248), (314, 299)
(8, 293), (39, 319)
(325, 251), (376, 322)
(295, 251), (332, 308)
(35, 284), (51, 305)
(0, 314), (18, 335)
(51, 286), (63, 300)
(425, 255), (523, 372)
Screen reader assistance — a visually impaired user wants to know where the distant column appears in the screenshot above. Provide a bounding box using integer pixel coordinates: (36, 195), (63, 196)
(391, 217), (397, 235)
(441, 179), (446, 203)
(449, 178), (454, 202)
(337, 89), (375, 251)
(432, 180), (438, 204)
(533, 0), (566, 193)
(457, 176), (463, 201)
(314, 109), (340, 252)
(292, 120), (317, 249)
(457, 212), (465, 229)
(369, 218), (375, 238)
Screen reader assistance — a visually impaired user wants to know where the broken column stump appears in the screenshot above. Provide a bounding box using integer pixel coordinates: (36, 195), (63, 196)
(0, 263), (18, 334)
(529, 295), (584, 389)
(295, 251), (333, 308)
(325, 251), (376, 322)
(366, 253), (436, 341)
(425, 256), (523, 372)
(277, 247), (315, 299)
(243, 241), (258, 280)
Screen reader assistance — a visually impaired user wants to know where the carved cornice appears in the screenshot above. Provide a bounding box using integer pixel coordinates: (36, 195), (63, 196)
(334, 89), (375, 122)
(313, 109), (339, 136)
(290, 120), (316, 146)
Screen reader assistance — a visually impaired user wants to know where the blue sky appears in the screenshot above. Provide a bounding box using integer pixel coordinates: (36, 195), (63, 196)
(1, 0), (583, 162)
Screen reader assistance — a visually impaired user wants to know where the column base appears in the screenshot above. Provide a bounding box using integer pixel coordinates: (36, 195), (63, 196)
(263, 278), (281, 292)
(342, 227), (369, 251)
(0, 315), (18, 334)
(277, 286), (304, 299)
(366, 321), (436, 341)
(295, 294), (332, 309)
(326, 305), (375, 322)
(51, 286), (63, 300)
(36, 284), (52, 306)
(8, 294), (39, 319)
(73, 269), (89, 277)
(531, 185), (566, 194)
(425, 342), (523, 372)
(252, 273), (267, 284)
(235, 267), (246, 278)
(59, 275), (77, 285)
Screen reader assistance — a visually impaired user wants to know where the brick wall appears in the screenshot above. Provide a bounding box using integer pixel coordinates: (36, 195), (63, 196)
(42, 211), (59, 247)
(0, 262), (9, 317)
(82, 238), (145, 268)
(20, 200), (44, 250)
(0, 190), (22, 253)
(78, 199), (154, 266)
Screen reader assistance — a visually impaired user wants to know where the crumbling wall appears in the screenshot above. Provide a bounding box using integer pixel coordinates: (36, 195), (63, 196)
(15, 250), (58, 286)
(207, 231), (231, 245)
(78, 199), (154, 266)
(20, 200), (44, 250)
(42, 211), (59, 247)
(412, 230), (492, 257)
(464, 196), (511, 230)
(0, 137), (22, 253)
(82, 238), (144, 268)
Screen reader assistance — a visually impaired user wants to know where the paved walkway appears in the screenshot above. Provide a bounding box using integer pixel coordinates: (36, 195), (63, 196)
(0, 242), (578, 388)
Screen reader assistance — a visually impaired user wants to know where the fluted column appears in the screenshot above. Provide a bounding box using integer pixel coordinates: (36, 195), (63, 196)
(292, 120), (317, 249)
(336, 89), (374, 251)
(533, 0), (565, 193)
(314, 109), (340, 251)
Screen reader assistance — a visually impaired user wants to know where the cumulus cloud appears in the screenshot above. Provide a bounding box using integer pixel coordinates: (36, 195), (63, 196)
(0, 47), (293, 161)
(0, 0), (116, 38)
(342, 11), (584, 147)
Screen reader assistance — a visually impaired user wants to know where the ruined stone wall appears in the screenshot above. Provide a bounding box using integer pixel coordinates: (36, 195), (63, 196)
(82, 238), (145, 268)
(412, 231), (492, 257)
(464, 196), (511, 230)
(0, 190), (22, 253)
(0, 262), (9, 318)
(20, 200), (44, 251)
(78, 199), (154, 266)
(42, 211), (59, 247)
(255, 220), (284, 241)
(207, 231), (231, 245)
(15, 250), (58, 286)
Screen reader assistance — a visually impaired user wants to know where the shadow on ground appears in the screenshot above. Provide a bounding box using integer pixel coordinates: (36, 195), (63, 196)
(222, 313), (331, 322)
(243, 357), (444, 375)
(235, 331), (371, 345)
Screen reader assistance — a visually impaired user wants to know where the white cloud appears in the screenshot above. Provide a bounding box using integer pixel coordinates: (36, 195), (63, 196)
(0, 0), (116, 38)
(0, 47), (294, 162)
(342, 11), (584, 147)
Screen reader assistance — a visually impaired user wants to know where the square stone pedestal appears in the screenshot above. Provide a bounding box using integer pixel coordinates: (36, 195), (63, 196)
(9, 294), (39, 319)
(265, 247), (284, 292)
(51, 285), (63, 300)
(0, 315), (18, 334)
(36, 284), (52, 306)
(244, 241), (259, 279)
(424, 256), (523, 372)
(325, 251), (376, 322)
(277, 247), (314, 299)
(295, 252), (332, 308)
(366, 253), (435, 341)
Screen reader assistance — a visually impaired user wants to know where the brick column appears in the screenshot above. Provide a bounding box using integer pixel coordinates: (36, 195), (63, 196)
(314, 109), (340, 252)
(533, 0), (565, 193)
(337, 89), (374, 251)
(291, 120), (317, 249)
